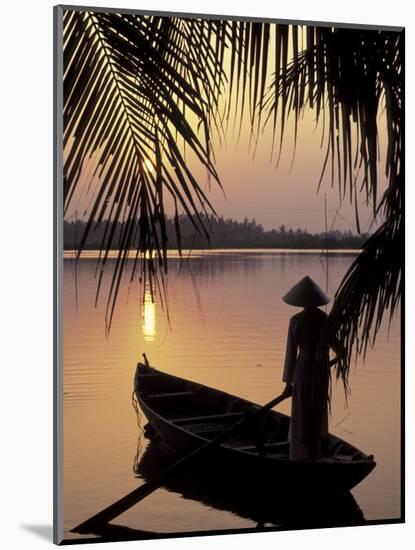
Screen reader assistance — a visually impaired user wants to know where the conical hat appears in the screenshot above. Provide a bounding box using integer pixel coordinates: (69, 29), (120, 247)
(282, 276), (330, 307)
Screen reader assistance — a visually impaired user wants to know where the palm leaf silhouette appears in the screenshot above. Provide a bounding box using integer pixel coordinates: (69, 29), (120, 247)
(262, 25), (402, 389)
(64, 11), (228, 327)
(62, 8), (403, 389)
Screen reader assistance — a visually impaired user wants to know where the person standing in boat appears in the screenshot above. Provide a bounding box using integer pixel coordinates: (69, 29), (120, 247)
(280, 276), (343, 461)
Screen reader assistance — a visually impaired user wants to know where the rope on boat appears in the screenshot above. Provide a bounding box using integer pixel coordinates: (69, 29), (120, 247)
(132, 390), (144, 474)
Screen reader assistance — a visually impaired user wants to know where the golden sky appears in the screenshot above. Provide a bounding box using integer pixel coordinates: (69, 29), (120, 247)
(64, 19), (389, 234)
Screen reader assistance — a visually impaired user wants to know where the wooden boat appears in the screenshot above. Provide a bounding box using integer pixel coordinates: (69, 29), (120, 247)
(134, 362), (376, 494)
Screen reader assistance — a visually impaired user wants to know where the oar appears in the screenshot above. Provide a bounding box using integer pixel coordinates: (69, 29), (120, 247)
(72, 387), (290, 534)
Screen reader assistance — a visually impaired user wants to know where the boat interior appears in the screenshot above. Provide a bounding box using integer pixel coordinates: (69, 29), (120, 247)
(135, 367), (369, 462)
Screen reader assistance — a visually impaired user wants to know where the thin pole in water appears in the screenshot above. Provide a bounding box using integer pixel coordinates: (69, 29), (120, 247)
(324, 194), (329, 299)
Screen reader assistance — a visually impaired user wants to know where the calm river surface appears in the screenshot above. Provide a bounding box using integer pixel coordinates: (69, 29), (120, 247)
(63, 250), (401, 540)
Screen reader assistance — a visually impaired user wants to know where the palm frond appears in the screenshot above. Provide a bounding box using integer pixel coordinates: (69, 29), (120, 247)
(63, 10), (285, 328)
(326, 183), (402, 393)
(264, 26), (402, 217)
(64, 10), (228, 327)
(262, 26), (402, 392)
(63, 9), (403, 378)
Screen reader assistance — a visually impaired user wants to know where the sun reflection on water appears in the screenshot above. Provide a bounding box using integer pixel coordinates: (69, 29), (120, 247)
(142, 285), (156, 341)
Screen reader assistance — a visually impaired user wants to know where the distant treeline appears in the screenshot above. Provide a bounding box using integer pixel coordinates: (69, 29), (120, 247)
(64, 215), (368, 250)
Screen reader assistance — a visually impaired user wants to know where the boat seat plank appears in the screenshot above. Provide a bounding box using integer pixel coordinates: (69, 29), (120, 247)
(147, 391), (196, 399)
(171, 411), (245, 425)
(234, 441), (289, 452)
(188, 425), (232, 435)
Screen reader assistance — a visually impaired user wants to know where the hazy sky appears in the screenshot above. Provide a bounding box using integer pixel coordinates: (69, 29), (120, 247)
(64, 22), (389, 235)
(177, 101), (388, 233)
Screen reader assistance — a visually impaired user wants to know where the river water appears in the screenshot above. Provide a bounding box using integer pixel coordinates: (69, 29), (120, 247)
(63, 250), (401, 540)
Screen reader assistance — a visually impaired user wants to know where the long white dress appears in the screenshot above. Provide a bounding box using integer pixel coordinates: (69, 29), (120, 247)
(283, 307), (330, 461)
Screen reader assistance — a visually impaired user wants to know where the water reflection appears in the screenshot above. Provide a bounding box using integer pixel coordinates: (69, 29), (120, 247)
(63, 251), (400, 536)
(133, 438), (366, 530)
(142, 284), (156, 341)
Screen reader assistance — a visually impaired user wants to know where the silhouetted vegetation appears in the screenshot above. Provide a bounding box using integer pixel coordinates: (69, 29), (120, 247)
(64, 216), (367, 250)
(63, 13), (401, 383)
